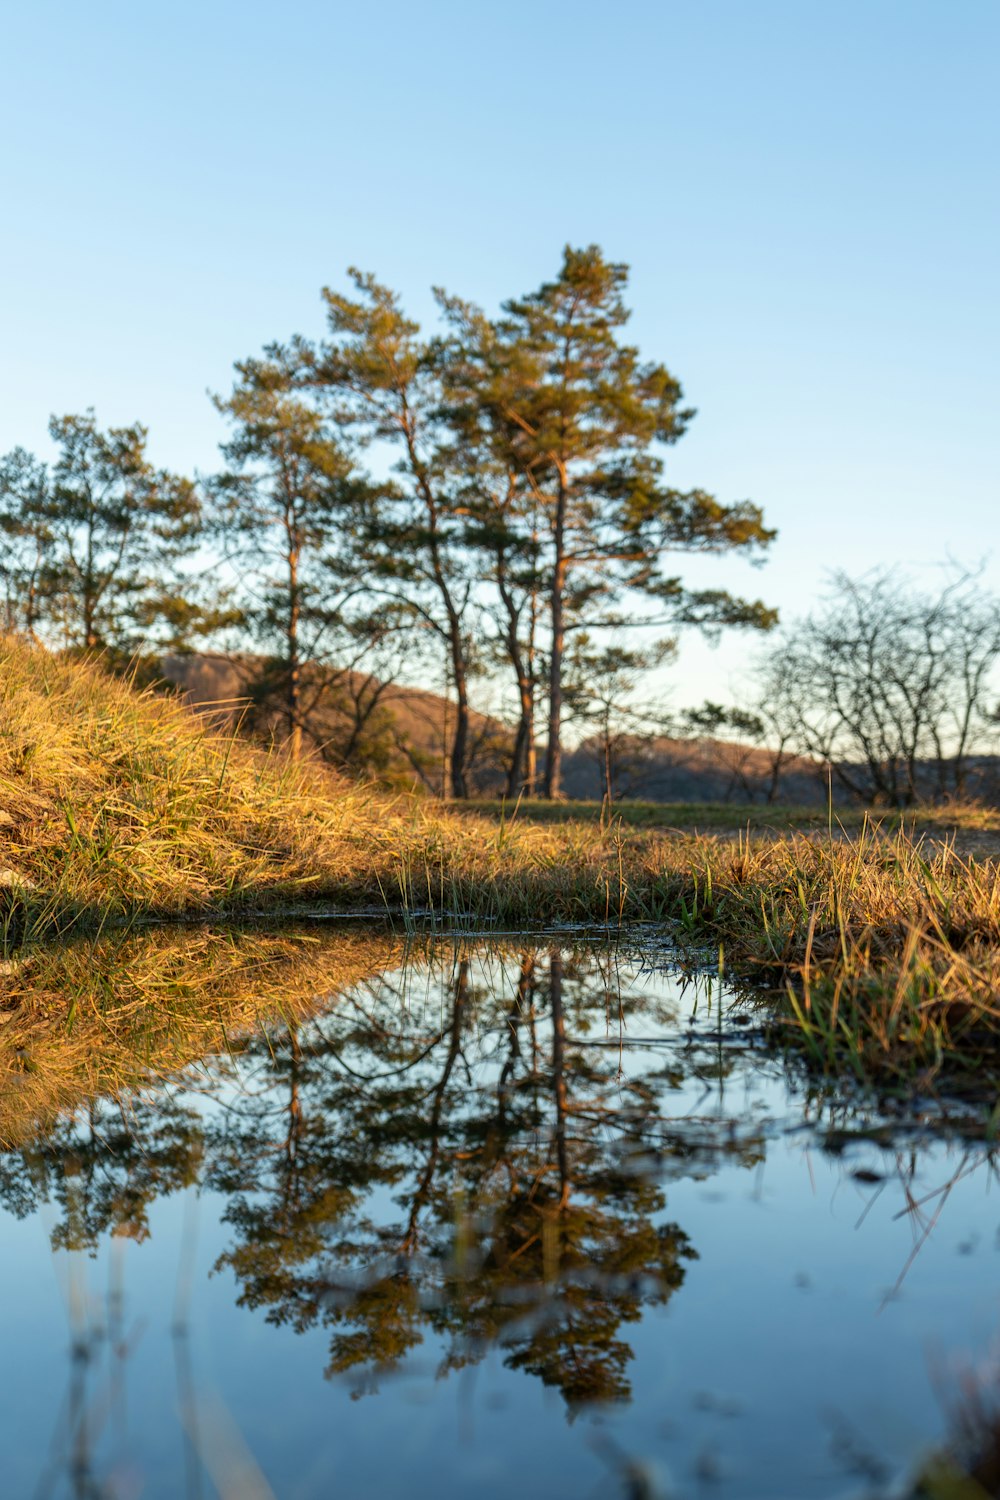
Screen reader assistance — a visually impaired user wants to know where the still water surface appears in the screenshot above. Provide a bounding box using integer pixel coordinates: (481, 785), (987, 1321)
(2, 938), (998, 1499)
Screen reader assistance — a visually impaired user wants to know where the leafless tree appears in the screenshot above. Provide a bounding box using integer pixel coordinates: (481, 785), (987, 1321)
(753, 569), (1000, 806)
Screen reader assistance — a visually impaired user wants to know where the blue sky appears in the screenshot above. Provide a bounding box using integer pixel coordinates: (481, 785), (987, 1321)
(2, 0), (997, 709)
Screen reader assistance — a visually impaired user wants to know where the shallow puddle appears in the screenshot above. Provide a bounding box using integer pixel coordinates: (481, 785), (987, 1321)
(2, 937), (998, 1498)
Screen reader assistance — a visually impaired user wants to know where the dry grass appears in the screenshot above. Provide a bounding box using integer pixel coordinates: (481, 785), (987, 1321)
(452, 795), (1000, 835)
(657, 823), (1000, 1095)
(3, 640), (1000, 1096)
(0, 639), (398, 930)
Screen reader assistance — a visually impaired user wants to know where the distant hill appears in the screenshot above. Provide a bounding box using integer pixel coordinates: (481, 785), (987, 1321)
(158, 653), (510, 796)
(157, 653), (1000, 807)
(561, 733), (827, 805)
(560, 736), (1000, 808)
(157, 652), (825, 804)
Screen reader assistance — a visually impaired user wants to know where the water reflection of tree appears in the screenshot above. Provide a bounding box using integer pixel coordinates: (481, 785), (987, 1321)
(0, 1092), (203, 1249)
(206, 948), (762, 1411)
(0, 944), (769, 1421)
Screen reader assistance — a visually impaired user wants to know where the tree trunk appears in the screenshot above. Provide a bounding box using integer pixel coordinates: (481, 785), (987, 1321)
(401, 422), (471, 799)
(506, 674), (537, 799)
(402, 960), (468, 1252)
(497, 556), (537, 799)
(284, 1023), (302, 1173)
(83, 519), (98, 649)
(287, 544), (302, 761)
(506, 717), (528, 800)
(766, 743), (787, 804)
(525, 714), (537, 796)
(549, 949), (570, 1211)
(449, 635), (470, 800)
(544, 472), (568, 799)
(83, 580), (98, 649)
(602, 727), (613, 806)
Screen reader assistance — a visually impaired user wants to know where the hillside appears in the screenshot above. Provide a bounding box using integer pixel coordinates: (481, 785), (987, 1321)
(562, 733), (826, 805)
(160, 652), (510, 795)
(161, 652), (830, 804)
(0, 638), (677, 935)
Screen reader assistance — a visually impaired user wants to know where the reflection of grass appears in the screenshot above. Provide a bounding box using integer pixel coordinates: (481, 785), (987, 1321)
(0, 926), (401, 1148)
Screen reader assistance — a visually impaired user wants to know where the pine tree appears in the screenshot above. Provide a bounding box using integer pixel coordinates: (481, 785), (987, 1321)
(307, 272), (478, 797)
(1, 412), (201, 652)
(434, 294), (544, 796)
(211, 346), (358, 761)
(455, 246), (777, 797)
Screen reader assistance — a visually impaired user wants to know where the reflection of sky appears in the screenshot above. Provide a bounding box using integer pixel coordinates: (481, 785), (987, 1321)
(1, 948), (998, 1498)
(2, 3), (998, 708)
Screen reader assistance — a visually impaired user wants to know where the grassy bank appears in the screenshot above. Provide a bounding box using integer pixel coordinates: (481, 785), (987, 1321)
(3, 641), (1000, 1098)
(666, 826), (1000, 1099)
(0, 639), (675, 934)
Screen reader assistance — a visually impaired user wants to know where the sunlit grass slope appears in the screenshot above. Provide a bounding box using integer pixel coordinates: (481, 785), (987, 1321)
(0, 638), (386, 929)
(0, 640), (678, 933)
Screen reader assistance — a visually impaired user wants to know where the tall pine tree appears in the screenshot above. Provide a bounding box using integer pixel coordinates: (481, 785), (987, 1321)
(446, 246), (777, 797)
(307, 272), (479, 797)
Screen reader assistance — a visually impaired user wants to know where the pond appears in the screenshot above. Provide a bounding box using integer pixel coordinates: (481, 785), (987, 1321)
(1, 933), (998, 1499)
